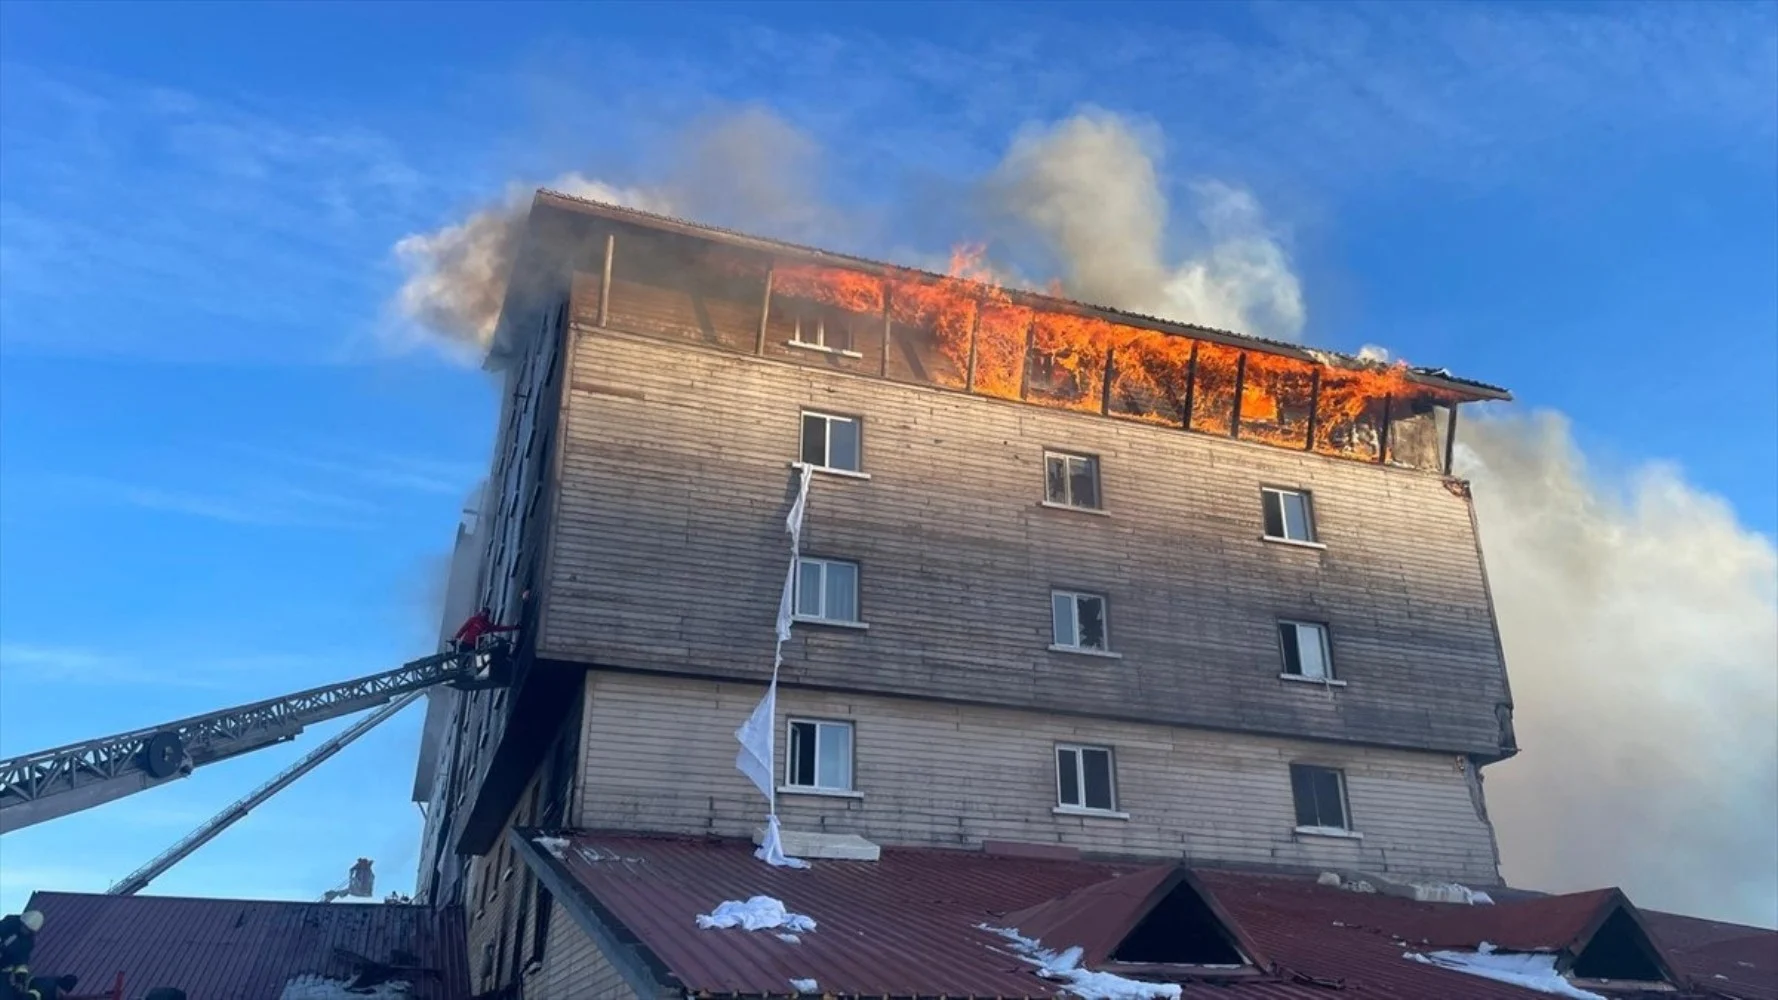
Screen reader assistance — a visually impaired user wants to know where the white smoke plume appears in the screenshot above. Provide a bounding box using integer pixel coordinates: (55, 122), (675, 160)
(992, 110), (1305, 341)
(392, 174), (664, 360)
(1005, 113), (1776, 926)
(1458, 414), (1778, 926)
(391, 107), (840, 361)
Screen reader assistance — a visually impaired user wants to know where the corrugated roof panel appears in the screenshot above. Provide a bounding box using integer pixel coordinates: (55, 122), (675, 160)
(518, 831), (1771, 1000)
(24, 891), (472, 1000)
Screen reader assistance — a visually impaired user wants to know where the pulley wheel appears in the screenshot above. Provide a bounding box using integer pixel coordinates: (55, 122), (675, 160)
(142, 731), (185, 779)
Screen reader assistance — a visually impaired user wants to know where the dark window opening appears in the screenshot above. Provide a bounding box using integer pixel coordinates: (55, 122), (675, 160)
(800, 412), (862, 471)
(1262, 488), (1315, 542)
(530, 885), (553, 964)
(1290, 763), (1349, 830)
(1111, 880), (1247, 966)
(1057, 745), (1116, 811)
(1571, 909), (1667, 982)
(1044, 452), (1101, 509)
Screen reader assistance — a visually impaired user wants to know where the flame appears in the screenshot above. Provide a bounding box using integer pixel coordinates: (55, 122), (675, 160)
(761, 246), (1458, 462)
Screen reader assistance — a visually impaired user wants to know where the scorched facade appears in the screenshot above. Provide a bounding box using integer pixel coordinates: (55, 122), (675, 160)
(410, 191), (1518, 997)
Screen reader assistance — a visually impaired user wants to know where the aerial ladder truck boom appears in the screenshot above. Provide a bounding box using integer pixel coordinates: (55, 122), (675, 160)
(0, 646), (506, 835)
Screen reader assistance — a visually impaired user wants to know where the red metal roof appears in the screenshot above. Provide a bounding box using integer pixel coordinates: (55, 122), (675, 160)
(24, 891), (472, 1000)
(1642, 910), (1778, 1000)
(517, 830), (1772, 1000)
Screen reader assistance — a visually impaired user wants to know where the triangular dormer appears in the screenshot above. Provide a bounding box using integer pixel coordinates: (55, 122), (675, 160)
(1001, 865), (1268, 979)
(1562, 890), (1682, 991)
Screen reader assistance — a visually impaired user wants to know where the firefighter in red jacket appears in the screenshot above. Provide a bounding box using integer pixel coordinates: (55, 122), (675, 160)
(452, 607), (519, 654)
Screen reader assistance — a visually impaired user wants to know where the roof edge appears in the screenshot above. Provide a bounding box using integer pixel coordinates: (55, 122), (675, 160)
(529, 189), (1512, 403)
(508, 826), (676, 997)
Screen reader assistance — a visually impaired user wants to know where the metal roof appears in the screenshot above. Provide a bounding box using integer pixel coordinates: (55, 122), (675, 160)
(514, 830), (1768, 1000)
(23, 891), (472, 1000)
(528, 190), (1513, 403)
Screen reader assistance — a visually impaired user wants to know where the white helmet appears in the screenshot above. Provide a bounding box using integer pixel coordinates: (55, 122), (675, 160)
(20, 910), (43, 932)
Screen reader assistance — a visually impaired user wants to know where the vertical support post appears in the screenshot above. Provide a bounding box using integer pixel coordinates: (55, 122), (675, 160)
(1100, 348), (1116, 415)
(964, 297), (983, 393)
(1229, 352), (1247, 438)
(1443, 403), (1461, 475)
(880, 288), (893, 378)
(1181, 342), (1199, 430)
(1378, 394), (1394, 464)
(596, 233), (615, 329)
(1018, 315), (1037, 400)
(755, 265), (775, 355)
(1304, 368), (1322, 451)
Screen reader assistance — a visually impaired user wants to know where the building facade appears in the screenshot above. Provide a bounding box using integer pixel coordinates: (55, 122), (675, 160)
(410, 192), (1518, 996)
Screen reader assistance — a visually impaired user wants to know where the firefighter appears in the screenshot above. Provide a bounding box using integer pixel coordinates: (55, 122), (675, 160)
(0, 910), (42, 999)
(452, 606), (519, 653)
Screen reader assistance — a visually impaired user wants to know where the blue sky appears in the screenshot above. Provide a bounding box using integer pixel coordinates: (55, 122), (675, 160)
(1, 1), (1774, 916)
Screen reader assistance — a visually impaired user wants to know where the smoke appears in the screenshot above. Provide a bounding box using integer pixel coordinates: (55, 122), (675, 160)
(391, 107), (841, 360)
(1003, 113), (1776, 926)
(991, 110), (1305, 341)
(392, 174), (662, 360)
(1458, 414), (1778, 926)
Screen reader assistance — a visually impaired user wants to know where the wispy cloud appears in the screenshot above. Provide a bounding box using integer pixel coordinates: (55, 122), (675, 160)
(0, 642), (327, 690)
(0, 65), (441, 365)
(48, 474), (377, 529)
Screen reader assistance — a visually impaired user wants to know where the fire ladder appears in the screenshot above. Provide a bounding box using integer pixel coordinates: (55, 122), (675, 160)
(0, 648), (499, 836)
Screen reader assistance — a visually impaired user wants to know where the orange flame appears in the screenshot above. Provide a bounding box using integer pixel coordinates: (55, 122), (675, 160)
(763, 246), (1458, 462)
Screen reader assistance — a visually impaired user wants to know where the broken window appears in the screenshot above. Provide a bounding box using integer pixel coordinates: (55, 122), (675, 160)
(1290, 763), (1350, 831)
(1278, 622), (1334, 680)
(1056, 744), (1117, 811)
(794, 557), (860, 623)
(1043, 451), (1102, 510)
(1051, 591), (1109, 652)
(800, 411), (862, 472)
(786, 719), (854, 791)
(1262, 487), (1316, 543)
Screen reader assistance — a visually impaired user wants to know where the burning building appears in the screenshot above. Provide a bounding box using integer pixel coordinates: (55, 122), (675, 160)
(410, 191), (1538, 996)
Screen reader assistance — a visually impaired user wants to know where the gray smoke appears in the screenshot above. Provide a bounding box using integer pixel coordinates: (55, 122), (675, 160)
(1007, 114), (1776, 926)
(992, 110), (1305, 340)
(1458, 414), (1778, 926)
(392, 107), (838, 359)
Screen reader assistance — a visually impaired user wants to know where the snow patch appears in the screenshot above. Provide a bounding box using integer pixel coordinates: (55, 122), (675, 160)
(697, 896), (816, 933)
(789, 979), (819, 993)
(1402, 949), (1606, 999)
(777, 933), (803, 944)
(280, 975), (412, 999)
(533, 835), (571, 859)
(981, 925), (1182, 1000)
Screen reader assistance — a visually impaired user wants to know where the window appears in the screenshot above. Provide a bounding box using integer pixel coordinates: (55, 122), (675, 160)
(1262, 487), (1316, 543)
(1278, 621), (1333, 680)
(795, 557), (860, 623)
(1056, 744), (1117, 812)
(1044, 451), (1101, 510)
(786, 719), (854, 791)
(1052, 591), (1109, 652)
(790, 312), (856, 354)
(800, 411), (861, 472)
(1290, 764), (1350, 831)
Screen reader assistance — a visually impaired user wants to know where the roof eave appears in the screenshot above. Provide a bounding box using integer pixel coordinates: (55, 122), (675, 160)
(529, 190), (1512, 404)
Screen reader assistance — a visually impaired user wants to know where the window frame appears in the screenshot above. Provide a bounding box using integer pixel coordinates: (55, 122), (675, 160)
(1260, 487), (1320, 546)
(799, 410), (864, 474)
(1277, 620), (1338, 682)
(1050, 589), (1116, 656)
(1054, 743), (1122, 815)
(782, 717), (857, 794)
(1042, 450), (1104, 512)
(793, 556), (864, 627)
(1289, 763), (1355, 835)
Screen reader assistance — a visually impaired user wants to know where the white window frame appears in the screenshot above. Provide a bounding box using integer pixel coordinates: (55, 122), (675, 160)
(1054, 743), (1124, 817)
(1261, 487), (1321, 546)
(787, 312), (863, 358)
(1290, 763), (1358, 838)
(1277, 620), (1342, 684)
(782, 718), (856, 794)
(1050, 590), (1117, 656)
(793, 556), (865, 627)
(1042, 450), (1103, 511)
(799, 410), (863, 474)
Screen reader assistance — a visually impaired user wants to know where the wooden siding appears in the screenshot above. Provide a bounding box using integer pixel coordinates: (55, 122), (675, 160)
(527, 900), (642, 1000)
(575, 671), (1503, 885)
(539, 324), (1512, 756)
